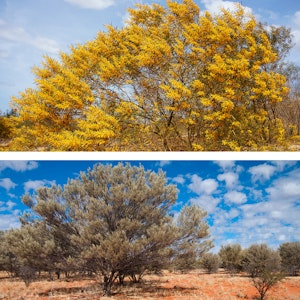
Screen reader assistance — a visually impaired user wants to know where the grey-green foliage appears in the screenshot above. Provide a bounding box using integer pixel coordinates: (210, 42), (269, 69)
(200, 253), (221, 274)
(241, 244), (284, 300)
(2, 222), (60, 285)
(21, 186), (80, 275)
(18, 162), (211, 296)
(279, 242), (300, 275)
(0, 230), (20, 276)
(171, 205), (213, 271)
(218, 244), (242, 274)
(241, 244), (281, 277)
(252, 270), (285, 300)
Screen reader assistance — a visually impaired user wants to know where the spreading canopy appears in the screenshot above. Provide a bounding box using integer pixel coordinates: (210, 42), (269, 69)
(19, 163), (211, 295)
(9, 0), (290, 151)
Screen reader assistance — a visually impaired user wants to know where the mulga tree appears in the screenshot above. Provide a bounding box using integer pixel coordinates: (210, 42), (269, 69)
(241, 244), (284, 300)
(3, 222), (61, 284)
(0, 230), (19, 277)
(171, 205), (213, 272)
(241, 244), (281, 277)
(218, 243), (242, 274)
(279, 242), (300, 276)
(21, 185), (83, 278)
(200, 253), (221, 274)
(20, 163), (212, 296)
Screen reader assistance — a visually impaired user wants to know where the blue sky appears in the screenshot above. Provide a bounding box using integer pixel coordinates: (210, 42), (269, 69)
(0, 159), (299, 252)
(1, 0), (300, 111)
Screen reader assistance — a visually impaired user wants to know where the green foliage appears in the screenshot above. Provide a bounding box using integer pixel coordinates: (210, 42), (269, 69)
(200, 253), (221, 273)
(18, 265), (37, 287)
(218, 244), (242, 274)
(241, 243), (285, 300)
(241, 244), (281, 277)
(252, 270), (285, 300)
(279, 242), (300, 276)
(13, 163), (211, 296)
(171, 205), (213, 271)
(0, 230), (19, 276)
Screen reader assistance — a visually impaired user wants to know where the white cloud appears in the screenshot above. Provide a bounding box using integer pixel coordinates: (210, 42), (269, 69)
(293, 11), (300, 28)
(248, 163), (277, 183)
(292, 28), (300, 46)
(0, 178), (17, 191)
(224, 190), (247, 205)
(270, 210), (283, 219)
(0, 161), (38, 172)
(287, 11), (300, 64)
(233, 189), (300, 248)
(0, 213), (20, 231)
(188, 174), (218, 195)
(158, 161), (171, 167)
(214, 160), (235, 171)
(172, 175), (185, 185)
(193, 162), (300, 251)
(248, 187), (263, 201)
(0, 200), (16, 212)
(271, 161), (297, 172)
(258, 8), (278, 21)
(217, 172), (239, 189)
(278, 234), (286, 242)
(226, 208), (239, 219)
(200, 0), (252, 15)
(24, 179), (55, 193)
(122, 11), (131, 26)
(266, 168), (300, 203)
(191, 195), (221, 214)
(64, 0), (114, 10)
(0, 21), (59, 54)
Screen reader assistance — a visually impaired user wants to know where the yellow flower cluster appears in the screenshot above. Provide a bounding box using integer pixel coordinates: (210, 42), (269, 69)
(7, 0), (291, 151)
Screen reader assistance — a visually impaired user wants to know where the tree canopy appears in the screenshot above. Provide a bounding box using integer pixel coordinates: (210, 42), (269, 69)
(279, 242), (300, 276)
(6, 0), (295, 151)
(3, 163), (212, 295)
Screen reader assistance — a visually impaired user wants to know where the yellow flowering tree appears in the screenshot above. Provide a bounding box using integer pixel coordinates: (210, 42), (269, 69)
(8, 0), (290, 151)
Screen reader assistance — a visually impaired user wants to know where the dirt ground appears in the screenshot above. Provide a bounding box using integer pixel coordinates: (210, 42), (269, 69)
(0, 270), (299, 300)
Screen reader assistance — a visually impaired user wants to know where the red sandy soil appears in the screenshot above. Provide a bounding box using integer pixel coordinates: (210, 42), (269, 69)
(0, 270), (299, 300)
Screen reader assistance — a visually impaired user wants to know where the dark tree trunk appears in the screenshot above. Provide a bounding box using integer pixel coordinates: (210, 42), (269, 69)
(103, 274), (115, 296)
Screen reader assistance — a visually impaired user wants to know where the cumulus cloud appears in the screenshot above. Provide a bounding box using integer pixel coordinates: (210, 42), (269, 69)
(200, 0), (252, 15)
(188, 174), (218, 195)
(266, 168), (300, 203)
(271, 161), (297, 172)
(24, 179), (55, 193)
(172, 174), (185, 185)
(0, 200), (16, 212)
(191, 194), (221, 214)
(225, 190), (247, 205)
(248, 163), (277, 183)
(291, 12), (300, 55)
(190, 162), (300, 251)
(158, 161), (171, 167)
(293, 11), (300, 28)
(0, 213), (20, 231)
(64, 0), (114, 9)
(0, 161), (38, 172)
(217, 172), (239, 189)
(214, 160), (235, 171)
(0, 21), (59, 54)
(0, 178), (17, 191)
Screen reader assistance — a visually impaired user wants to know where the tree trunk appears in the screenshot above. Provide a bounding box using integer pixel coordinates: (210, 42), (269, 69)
(103, 274), (115, 296)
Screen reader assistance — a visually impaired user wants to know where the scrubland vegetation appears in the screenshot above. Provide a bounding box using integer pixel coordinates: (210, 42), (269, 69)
(1, 0), (300, 151)
(0, 163), (299, 299)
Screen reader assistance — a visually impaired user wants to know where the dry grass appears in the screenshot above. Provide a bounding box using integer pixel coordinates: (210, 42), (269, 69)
(0, 270), (299, 300)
